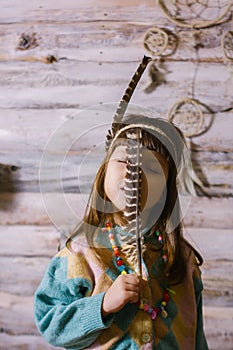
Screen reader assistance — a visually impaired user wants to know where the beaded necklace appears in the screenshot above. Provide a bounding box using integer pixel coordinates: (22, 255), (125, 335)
(106, 221), (175, 320)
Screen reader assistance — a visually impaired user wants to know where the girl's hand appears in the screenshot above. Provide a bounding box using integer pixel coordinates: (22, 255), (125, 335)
(101, 274), (140, 317)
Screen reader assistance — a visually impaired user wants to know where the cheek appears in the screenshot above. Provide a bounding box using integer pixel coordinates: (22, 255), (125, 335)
(104, 162), (126, 197)
(141, 172), (167, 209)
(106, 162), (125, 181)
(149, 176), (167, 197)
(104, 164), (115, 196)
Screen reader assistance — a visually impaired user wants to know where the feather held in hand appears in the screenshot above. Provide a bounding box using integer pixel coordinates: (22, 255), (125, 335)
(123, 129), (143, 277)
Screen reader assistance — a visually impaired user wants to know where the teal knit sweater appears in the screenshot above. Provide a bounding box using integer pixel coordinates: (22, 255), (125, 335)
(34, 230), (208, 350)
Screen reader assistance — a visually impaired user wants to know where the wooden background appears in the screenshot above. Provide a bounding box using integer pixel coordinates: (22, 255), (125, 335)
(0, 1), (232, 349)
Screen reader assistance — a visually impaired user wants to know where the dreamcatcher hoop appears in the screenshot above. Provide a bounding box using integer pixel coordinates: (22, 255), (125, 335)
(143, 27), (178, 57)
(168, 98), (204, 138)
(158, 0), (233, 29)
(221, 30), (233, 61)
(143, 27), (169, 56)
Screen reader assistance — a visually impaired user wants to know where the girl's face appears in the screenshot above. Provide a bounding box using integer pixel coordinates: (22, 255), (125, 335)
(104, 144), (169, 212)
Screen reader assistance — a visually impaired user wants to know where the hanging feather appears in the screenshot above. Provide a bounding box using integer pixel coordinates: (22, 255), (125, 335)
(143, 62), (166, 93)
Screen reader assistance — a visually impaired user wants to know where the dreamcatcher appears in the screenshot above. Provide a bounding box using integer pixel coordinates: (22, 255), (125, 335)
(143, 27), (178, 57)
(158, 0), (232, 28)
(142, 8), (217, 138)
(168, 98), (204, 138)
(142, 27), (178, 93)
(221, 30), (233, 61)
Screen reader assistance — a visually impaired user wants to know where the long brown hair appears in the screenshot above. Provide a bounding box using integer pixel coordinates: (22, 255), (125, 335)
(68, 114), (203, 284)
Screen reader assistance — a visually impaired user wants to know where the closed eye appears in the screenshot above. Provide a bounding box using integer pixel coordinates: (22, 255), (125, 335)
(144, 165), (162, 174)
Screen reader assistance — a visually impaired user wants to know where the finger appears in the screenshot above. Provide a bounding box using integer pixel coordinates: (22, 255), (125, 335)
(124, 283), (140, 294)
(127, 291), (140, 304)
(123, 274), (140, 285)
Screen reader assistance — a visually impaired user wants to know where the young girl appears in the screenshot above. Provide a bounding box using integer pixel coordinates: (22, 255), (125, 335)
(34, 58), (208, 350)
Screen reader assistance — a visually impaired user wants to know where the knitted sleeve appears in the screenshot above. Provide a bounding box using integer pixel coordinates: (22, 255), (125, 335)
(34, 247), (114, 349)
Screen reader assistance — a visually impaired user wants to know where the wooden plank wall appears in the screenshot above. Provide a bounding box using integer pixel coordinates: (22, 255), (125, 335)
(0, 1), (232, 349)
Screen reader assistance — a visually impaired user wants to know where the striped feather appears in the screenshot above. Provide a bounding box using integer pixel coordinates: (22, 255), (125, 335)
(106, 56), (151, 150)
(122, 129), (144, 277)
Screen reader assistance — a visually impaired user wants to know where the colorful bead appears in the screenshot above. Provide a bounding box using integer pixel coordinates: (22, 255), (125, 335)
(143, 304), (150, 312)
(161, 309), (168, 318)
(158, 235), (163, 243)
(167, 288), (176, 295)
(139, 301), (144, 310)
(151, 310), (157, 320)
(116, 258), (123, 266)
(106, 222), (171, 320)
(164, 292), (169, 302)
